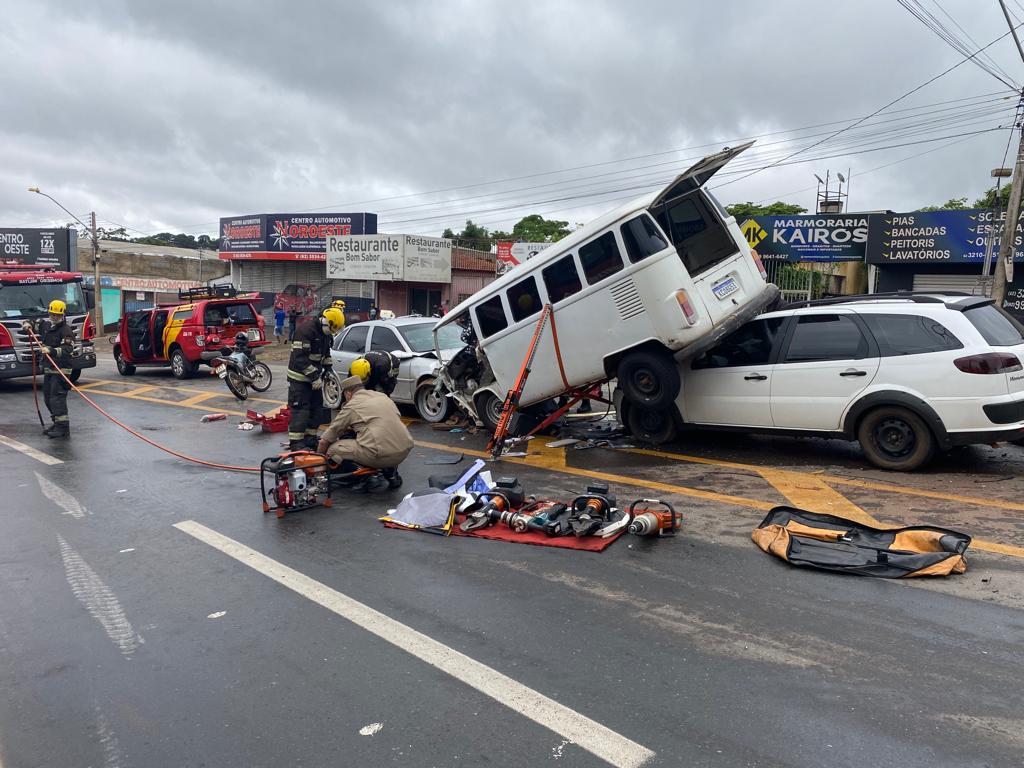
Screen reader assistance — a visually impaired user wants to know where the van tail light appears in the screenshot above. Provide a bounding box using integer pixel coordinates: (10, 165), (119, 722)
(953, 352), (1022, 374)
(675, 289), (698, 325)
(82, 312), (95, 340)
(0, 324), (12, 348)
(750, 248), (768, 280)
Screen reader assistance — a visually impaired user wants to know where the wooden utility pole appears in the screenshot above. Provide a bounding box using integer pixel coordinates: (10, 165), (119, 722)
(90, 211), (104, 331)
(993, 1), (1024, 304)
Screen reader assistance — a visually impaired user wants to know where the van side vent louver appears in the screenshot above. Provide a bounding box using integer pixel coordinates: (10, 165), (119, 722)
(610, 278), (644, 321)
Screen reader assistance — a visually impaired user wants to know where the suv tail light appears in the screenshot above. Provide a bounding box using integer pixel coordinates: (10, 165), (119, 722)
(953, 352), (1022, 374)
(82, 312), (95, 340)
(675, 289), (698, 325)
(0, 324), (12, 348)
(750, 248), (768, 280)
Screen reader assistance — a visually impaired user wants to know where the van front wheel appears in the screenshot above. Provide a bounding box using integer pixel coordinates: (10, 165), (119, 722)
(617, 350), (680, 410)
(476, 391), (519, 434)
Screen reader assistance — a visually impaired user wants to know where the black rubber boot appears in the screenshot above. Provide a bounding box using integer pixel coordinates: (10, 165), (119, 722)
(382, 467), (402, 489)
(46, 423), (70, 439)
(288, 440), (306, 451)
(577, 401), (593, 414)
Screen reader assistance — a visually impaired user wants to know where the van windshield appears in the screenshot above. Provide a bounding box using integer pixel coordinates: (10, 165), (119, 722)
(652, 190), (738, 277)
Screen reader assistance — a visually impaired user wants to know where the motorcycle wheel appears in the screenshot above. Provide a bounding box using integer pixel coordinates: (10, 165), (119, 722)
(321, 369), (343, 409)
(249, 362), (273, 392)
(225, 370), (249, 400)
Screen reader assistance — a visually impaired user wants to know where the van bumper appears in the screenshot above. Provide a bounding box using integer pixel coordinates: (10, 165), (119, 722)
(677, 283), (780, 362)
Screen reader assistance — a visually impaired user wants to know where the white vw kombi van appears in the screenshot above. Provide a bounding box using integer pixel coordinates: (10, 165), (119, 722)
(433, 142), (780, 430)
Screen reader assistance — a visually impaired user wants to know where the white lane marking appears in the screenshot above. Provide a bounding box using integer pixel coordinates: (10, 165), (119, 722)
(119, 548), (134, 554)
(207, 611), (226, 619)
(174, 520), (655, 768)
(35, 472), (87, 519)
(359, 722), (384, 736)
(58, 535), (144, 658)
(95, 708), (125, 768)
(0, 434), (62, 465)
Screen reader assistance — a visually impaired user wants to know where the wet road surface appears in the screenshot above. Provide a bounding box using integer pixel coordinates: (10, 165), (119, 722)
(1, 357), (1023, 767)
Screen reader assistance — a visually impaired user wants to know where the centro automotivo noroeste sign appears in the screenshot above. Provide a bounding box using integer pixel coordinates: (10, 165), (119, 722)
(326, 234), (452, 283)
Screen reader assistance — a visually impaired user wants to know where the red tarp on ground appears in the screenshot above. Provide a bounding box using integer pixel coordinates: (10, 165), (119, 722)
(450, 521), (622, 552)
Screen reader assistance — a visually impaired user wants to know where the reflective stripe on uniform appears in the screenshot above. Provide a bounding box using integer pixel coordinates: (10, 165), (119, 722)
(54, 415), (70, 423)
(287, 370), (311, 382)
(292, 341), (310, 349)
(287, 431), (305, 440)
(309, 353), (323, 361)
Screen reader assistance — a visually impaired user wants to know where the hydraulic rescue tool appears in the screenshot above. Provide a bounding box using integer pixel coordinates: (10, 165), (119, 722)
(627, 498), (682, 536)
(459, 477), (526, 531)
(568, 483), (619, 537)
(261, 451), (382, 517)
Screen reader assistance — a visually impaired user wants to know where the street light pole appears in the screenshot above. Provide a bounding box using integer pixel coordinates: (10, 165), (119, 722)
(27, 187), (103, 330)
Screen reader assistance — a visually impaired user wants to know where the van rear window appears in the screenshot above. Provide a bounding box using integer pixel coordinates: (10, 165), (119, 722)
(475, 295), (509, 339)
(579, 232), (624, 285)
(654, 192), (737, 276)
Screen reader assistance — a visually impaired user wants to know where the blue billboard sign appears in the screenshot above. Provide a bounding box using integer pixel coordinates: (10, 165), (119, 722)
(739, 215), (870, 262)
(865, 209), (1024, 264)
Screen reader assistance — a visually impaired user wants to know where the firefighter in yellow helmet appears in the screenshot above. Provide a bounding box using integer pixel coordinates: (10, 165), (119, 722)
(286, 307), (344, 450)
(22, 299), (76, 437)
(350, 351), (399, 397)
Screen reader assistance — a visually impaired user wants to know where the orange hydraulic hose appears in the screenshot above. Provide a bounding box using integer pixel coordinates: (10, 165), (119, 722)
(25, 326), (259, 473)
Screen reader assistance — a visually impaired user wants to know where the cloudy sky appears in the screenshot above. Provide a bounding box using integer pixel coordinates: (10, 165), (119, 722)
(3, 0), (1024, 240)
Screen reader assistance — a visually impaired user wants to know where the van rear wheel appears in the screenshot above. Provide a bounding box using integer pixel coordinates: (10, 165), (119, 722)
(624, 404), (677, 445)
(617, 350), (680, 410)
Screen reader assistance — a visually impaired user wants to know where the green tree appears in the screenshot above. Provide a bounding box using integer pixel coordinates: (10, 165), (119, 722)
(973, 185), (1012, 209)
(510, 214), (571, 242)
(917, 197), (968, 212)
(725, 201), (808, 218)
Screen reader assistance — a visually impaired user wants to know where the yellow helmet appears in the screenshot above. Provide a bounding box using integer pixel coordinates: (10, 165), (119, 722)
(321, 307), (345, 334)
(350, 358), (372, 381)
(331, 299), (347, 310)
(48, 299), (66, 315)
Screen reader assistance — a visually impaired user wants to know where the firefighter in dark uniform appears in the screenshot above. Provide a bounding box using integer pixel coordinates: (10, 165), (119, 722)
(23, 299), (76, 438)
(287, 307), (344, 450)
(349, 351), (399, 397)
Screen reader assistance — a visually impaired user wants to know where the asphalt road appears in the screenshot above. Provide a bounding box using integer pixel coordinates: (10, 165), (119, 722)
(1, 356), (1023, 768)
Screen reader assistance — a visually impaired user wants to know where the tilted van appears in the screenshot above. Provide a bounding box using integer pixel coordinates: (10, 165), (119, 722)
(433, 142), (780, 429)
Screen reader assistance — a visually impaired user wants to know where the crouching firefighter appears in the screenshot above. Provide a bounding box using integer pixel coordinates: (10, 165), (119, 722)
(349, 350), (399, 397)
(287, 307), (344, 450)
(23, 300), (76, 438)
(316, 376), (413, 489)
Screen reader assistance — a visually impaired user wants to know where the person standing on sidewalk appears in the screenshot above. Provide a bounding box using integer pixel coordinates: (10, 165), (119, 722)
(274, 303), (286, 343)
(23, 300), (76, 438)
(287, 307), (299, 342)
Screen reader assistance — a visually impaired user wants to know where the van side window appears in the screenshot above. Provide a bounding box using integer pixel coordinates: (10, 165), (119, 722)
(476, 295), (509, 338)
(579, 232), (624, 284)
(621, 214), (669, 263)
(542, 255), (582, 302)
(508, 276), (541, 322)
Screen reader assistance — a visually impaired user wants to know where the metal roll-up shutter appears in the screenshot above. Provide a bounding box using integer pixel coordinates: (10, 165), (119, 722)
(911, 273), (988, 295)
(235, 261), (375, 298)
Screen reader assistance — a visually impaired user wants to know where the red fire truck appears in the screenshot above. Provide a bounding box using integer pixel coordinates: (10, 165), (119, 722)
(0, 265), (97, 382)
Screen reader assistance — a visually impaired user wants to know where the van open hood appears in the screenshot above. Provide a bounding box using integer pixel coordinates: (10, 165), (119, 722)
(649, 140), (755, 208)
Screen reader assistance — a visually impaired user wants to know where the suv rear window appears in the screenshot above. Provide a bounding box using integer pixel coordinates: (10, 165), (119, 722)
(964, 304), (1024, 346)
(861, 314), (962, 356)
(204, 303), (256, 325)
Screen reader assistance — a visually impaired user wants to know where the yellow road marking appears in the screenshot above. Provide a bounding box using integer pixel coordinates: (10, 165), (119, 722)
(80, 388), (248, 417)
(757, 468), (879, 526)
(627, 446), (1024, 513)
(121, 385), (159, 397)
(178, 391), (221, 407)
(71, 380), (108, 391)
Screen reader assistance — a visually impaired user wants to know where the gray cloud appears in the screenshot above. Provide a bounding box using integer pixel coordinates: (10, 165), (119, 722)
(2, 0), (1020, 238)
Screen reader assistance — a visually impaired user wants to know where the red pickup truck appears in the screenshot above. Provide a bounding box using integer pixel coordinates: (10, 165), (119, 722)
(113, 287), (267, 379)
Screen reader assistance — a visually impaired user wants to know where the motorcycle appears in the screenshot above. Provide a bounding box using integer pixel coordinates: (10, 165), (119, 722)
(201, 346), (273, 401)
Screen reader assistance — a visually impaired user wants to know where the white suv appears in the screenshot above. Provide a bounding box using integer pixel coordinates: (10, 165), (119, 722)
(617, 293), (1024, 471)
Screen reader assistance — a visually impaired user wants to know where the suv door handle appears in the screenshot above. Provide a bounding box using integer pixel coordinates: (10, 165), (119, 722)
(744, 373), (768, 381)
(839, 369), (867, 377)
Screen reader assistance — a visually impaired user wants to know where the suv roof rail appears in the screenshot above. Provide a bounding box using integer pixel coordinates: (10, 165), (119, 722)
(178, 285), (237, 301)
(781, 291), (971, 310)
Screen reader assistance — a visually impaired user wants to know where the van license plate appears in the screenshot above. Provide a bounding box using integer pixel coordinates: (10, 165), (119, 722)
(712, 277), (739, 300)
